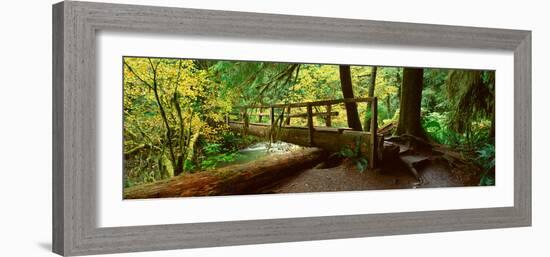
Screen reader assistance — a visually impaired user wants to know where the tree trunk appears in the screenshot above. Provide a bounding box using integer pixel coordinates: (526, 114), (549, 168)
(386, 95), (391, 119)
(368, 66), (377, 99)
(366, 66), (377, 132)
(396, 68), (426, 138)
(339, 65), (362, 131)
(396, 68), (402, 108)
(124, 148), (327, 199)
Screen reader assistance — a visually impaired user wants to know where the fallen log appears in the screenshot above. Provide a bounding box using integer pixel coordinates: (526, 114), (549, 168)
(124, 147), (327, 199)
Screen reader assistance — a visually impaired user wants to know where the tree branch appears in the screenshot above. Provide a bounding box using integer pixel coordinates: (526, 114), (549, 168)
(148, 58), (177, 170)
(123, 60), (153, 90)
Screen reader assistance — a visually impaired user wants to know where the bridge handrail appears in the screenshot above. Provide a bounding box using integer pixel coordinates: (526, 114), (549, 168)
(233, 97), (375, 109)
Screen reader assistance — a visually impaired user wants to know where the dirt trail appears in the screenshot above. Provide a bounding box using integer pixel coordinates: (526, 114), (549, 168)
(267, 161), (418, 193)
(267, 143), (482, 194)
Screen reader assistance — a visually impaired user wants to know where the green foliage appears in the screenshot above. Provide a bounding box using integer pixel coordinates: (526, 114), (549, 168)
(332, 137), (369, 173)
(476, 143), (495, 169)
(212, 61), (299, 106)
(219, 132), (259, 150)
(479, 175), (495, 186)
(422, 111), (494, 186)
(203, 143), (223, 155)
(199, 151), (241, 170)
(422, 112), (458, 145)
(421, 69), (496, 188)
(199, 143), (227, 170)
(422, 112), (491, 150)
(123, 57), (232, 185)
(476, 143), (495, 186)
(183, 159), (196, 172)
(445, 70), (495, 134)
(421, 69), (449, 113)
(192, 132), (261, 171)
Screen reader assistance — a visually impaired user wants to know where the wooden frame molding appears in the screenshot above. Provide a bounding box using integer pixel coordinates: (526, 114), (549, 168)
(52, 1), (531, 256)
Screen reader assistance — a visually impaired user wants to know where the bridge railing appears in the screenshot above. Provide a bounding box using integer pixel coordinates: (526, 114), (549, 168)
(226, 97), (379, 168)
(228, 97), (377, 130)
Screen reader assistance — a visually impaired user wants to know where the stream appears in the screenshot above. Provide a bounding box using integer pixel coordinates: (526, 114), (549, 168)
(216, 141), (302, 168)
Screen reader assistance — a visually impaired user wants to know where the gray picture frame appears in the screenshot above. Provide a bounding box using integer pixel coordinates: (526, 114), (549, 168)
(52, 1), (531, 256)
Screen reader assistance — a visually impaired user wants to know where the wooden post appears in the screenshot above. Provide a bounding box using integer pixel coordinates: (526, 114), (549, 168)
(258, 107), (263, 123)
(225, 113), (229, 124)
(269, 107), (276, 143)
(239, 108), (246, 135)
(369, 98), (378, 168)
(285, 106), (291, 125)
(243, 108), (249, 134)
(270, 107), (275, 125)
(325, 104), (332, 127)
(307, 104), (314, 146)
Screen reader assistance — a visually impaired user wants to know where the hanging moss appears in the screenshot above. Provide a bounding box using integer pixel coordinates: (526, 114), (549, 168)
(445, 70), (495, 134)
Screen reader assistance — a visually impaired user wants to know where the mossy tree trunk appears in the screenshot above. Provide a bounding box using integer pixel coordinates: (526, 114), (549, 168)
(366, 66), (378, 132)
(124, 148), (327, 199)
(339, 65), (363, 131)
(396, 67), (426, 138)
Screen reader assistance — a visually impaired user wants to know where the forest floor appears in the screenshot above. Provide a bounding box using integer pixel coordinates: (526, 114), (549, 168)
(124, 140), (486, 199)
(265, 144), (483, 194)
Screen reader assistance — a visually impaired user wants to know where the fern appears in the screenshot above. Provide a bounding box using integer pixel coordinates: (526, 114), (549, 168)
(331, 137), (369, 173)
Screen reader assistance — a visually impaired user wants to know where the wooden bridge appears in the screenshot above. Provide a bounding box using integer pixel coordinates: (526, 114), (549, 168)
(226, 97), (383, 168)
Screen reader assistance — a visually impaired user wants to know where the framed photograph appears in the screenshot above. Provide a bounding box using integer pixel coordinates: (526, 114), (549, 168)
(53, 1), (531, 256)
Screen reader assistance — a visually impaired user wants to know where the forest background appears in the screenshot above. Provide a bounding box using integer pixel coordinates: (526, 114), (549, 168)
(123, 57), (496, 188)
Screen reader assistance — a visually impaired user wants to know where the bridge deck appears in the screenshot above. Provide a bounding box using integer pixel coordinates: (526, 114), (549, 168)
(227, 97), (380, 168)
(229, 122), (383, 168)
